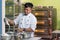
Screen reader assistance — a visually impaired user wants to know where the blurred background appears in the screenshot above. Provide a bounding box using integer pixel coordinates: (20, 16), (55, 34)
(5, 0), (60, 39)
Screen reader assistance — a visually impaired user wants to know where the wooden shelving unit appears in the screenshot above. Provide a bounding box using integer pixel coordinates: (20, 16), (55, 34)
(33, 6), (57, 39)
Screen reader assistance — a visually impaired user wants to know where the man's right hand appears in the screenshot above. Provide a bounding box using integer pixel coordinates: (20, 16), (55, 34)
(6, 18), (15, 26)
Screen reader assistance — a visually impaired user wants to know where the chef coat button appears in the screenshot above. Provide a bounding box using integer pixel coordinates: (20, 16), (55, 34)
(21, 19), (23, 20)
(26, 24), (28, 25)
(20, 23), (22, 24)
(27, 20), (29, 21)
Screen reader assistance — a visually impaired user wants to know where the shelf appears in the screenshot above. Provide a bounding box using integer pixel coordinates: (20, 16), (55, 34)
(35, 29), (49, 35)
(33, 10), (49, 17)
(33, 7), (54, 37)
(37, 21), (45, 25)
(35, 29), (45, 33)
(34, 12), (45, 16)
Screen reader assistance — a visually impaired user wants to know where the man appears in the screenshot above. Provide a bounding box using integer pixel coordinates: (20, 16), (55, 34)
(8, 2), (37, 40)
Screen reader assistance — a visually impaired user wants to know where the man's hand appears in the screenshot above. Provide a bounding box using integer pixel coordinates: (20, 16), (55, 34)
(17, 28), (24, 32)
(17, 28), (34, 32)
(8, 18), (15, 26)
(24, 28), (34, 32)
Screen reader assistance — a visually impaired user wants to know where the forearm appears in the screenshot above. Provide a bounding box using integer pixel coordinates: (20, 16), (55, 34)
(24, 28), (34, 32)
(17, 28), (24, 32)
(17, 28), (34, 32)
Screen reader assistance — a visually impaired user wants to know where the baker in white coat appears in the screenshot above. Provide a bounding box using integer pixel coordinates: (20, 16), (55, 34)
(8, 2), (37, 40)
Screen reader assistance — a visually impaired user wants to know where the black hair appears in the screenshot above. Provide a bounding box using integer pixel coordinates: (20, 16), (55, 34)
(24, 2), (33, 8)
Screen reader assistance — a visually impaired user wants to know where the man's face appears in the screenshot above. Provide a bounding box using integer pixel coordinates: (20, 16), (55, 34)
(24, 7), (32, 15)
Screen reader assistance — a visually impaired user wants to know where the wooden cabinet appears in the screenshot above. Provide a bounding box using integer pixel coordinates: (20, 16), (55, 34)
(33, 7), (57, 39)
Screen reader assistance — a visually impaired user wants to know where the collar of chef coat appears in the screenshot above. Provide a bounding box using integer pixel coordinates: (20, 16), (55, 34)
(23, 13), (31, 17)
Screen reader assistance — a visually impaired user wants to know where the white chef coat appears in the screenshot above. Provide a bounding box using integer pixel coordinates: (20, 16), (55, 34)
(14, 13), (37, 37)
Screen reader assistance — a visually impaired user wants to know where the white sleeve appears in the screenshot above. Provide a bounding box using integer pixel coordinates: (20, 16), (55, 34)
(30, 16), (37, 31)
(14, 14), (22, 25)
